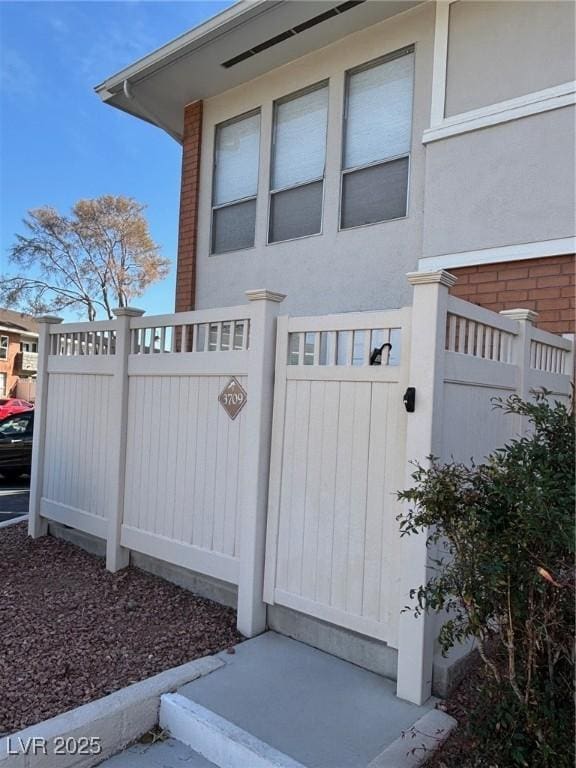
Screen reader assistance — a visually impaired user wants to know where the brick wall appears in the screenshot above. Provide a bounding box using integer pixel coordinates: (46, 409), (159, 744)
(175, 101), (203, 313)
(450, 254), (575, 335)
(0, 333), (23, 396)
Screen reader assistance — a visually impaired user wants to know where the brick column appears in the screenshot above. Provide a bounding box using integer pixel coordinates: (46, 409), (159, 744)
(175, 101), (203, 312)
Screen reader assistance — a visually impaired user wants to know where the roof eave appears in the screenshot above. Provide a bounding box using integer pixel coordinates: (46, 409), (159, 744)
(94, 0), (272, 99)
(0, 325), (39, 337)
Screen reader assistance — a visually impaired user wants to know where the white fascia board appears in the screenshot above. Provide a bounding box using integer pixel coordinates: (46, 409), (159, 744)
(418, 237), (576, 272)
(423, 81), (576, 143)
(94, 0), (272, 97)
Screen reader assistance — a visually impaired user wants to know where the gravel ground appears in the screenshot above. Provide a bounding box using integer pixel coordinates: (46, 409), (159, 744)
(0, 523), (242, 735)
(424, 656), (485, 767)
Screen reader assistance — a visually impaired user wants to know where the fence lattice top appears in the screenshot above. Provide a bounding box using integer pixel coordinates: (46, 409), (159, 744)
(287, 328), (402, 367)
(131, 319), (250, 355)
(445, 313), (515, 363)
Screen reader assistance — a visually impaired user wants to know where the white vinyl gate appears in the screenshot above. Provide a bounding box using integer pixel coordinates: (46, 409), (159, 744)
(263, 308), (411, 647)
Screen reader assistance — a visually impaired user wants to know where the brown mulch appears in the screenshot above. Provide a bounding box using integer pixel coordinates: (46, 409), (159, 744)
(0, 523), (242, 735)
(425, 655), (488, 768)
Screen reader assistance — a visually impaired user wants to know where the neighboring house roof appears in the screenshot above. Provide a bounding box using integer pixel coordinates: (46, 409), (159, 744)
(95, 0), (423, 141)
(0, 309), (39, 338)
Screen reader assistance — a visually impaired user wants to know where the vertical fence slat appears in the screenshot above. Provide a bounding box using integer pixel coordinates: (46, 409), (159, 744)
(297, 333), (305, 365)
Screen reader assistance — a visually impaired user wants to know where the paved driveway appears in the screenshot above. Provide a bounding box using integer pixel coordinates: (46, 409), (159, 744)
(0, 476), (29, 522)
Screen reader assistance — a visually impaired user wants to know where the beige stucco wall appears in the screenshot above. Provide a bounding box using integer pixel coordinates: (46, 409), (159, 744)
(421, 106), (576, 258)
(195, 3), (435, 315)
(445, 0), (575, 117)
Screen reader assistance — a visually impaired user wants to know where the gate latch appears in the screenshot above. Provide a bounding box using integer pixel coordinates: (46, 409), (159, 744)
(403, 387), (416, 413)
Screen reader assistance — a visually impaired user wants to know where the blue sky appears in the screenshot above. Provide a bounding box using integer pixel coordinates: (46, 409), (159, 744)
(0, 0), (233, 318)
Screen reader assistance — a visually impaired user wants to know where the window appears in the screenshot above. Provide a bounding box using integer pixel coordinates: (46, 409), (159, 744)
(341, 47), (414, 229)
(269, 82), (328, 243)
(0, 412), (33, 436)
(0, 375), (6, 397)
(0, 336), (8, 360)
(20, 341), (37, 353)
(211, 110), (261, 254)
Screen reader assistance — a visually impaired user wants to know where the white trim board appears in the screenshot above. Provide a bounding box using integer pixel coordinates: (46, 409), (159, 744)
(423, 81), (576, 143)
(429, 0), (454, 127)
(426, 0), (575, 142)
(418, 238), (576, 272)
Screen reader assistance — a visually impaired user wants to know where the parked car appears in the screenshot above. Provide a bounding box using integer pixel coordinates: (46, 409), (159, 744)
(0, 398), (33, 420)
(0, 410), (33, 480)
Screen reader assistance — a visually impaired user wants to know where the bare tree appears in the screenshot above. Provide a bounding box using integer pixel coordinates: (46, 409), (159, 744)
(1, 196), (170, 320)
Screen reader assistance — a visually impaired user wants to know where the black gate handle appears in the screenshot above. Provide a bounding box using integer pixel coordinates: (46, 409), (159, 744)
(403, 387), (416, 413)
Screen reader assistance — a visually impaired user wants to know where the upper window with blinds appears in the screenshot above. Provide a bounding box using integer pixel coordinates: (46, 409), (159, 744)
(341, 47), (414, 230)
(269, 82), (329, 243)
(211, 110), (261, 254)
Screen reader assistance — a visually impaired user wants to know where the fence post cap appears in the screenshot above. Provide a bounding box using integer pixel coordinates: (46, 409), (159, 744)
(112, 307), (146, 317)
(407, 270), (457, 288)
(245, 289), (286, 303)
(499, 308), (539, 323)
(36, 315), (64, 324)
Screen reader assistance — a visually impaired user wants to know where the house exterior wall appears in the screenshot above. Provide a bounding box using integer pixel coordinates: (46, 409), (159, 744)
(174, 0), (575, 324)
(0, 333), (23, 396)
(444, 0), (574, 116)
(421, 108), (575, 258)
(193, 2), (436, 316)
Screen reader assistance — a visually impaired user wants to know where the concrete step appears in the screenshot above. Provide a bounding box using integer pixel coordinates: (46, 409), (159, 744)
(159, 693), (306, 768)
(99, 737), (218, 767)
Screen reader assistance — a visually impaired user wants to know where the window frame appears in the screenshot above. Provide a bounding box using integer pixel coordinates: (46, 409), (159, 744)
(267, 80), (329, 245)
(210, 107), (262, 256)
(0, 335), (8, 361)
(339, 45), (415, 232)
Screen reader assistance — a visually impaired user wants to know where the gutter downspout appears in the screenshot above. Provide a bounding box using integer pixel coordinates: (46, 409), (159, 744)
(122, 80), (183, 144)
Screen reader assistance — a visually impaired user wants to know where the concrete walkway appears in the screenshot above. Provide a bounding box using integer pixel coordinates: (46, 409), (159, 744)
(98, 632), (454, 768)
(0, 476), (29, 522)
(102, 737), (217, 767)
(176, 632), (435, 768)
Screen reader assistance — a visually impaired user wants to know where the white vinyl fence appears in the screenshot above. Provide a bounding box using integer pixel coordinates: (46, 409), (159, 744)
(121, 309), (253, 585)
(28, 273), (572, 706)
(29, 290), (286, 638)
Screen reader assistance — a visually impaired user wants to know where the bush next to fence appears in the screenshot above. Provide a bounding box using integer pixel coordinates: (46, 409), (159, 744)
(398, 393), (575, 767)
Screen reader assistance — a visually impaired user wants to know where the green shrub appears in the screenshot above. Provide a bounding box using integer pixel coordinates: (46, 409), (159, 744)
(398, 394), (575, 767)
